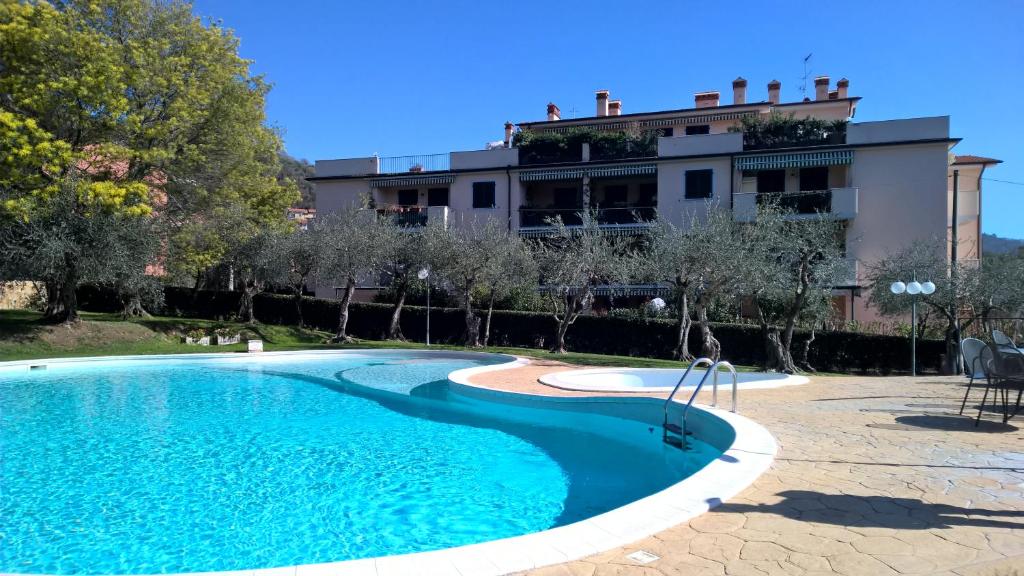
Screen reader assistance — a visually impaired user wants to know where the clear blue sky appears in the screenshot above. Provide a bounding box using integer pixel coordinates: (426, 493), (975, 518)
(193, 0), (1023, 239)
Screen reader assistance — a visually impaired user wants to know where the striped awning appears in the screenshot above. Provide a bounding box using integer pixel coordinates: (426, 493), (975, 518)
(519, 163), (656, 182)
(736, 149), (853, 171)
(369, 174), (455, 188)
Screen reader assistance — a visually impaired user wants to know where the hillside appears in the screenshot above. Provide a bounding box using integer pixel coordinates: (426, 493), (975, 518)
(983, 233), (1024, 255)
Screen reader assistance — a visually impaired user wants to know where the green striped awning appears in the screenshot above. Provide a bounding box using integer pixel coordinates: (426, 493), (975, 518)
(519, 163), (656, 182)
(736, 149), (853, 171)
(370, 174), (455, 188)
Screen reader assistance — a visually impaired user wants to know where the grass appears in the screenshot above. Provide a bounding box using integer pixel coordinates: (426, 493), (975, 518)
(0, 309), (707, 369)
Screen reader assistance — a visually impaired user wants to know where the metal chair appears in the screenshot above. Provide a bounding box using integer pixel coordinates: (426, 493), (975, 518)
(977, 343), (1024, 425)
(993, 329), (1018, 350)
(959, 338), (988, 415)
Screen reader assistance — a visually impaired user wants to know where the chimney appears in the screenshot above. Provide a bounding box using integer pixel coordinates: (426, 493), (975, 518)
(732, 77), (747, 105)
(836, 78), (849, 99)
(608, 100), (622, 116)
(768, 80), (781, 104)
(595, 90), (609, 116)
(504, 121), (514, 147)
(814, 76), (829, 101)
(694, 91), (719, 108)
(546, 103), (561, 122)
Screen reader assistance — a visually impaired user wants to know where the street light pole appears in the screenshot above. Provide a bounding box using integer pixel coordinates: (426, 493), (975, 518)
(418, 268), (431, 346)
(891, 279), (936, 377)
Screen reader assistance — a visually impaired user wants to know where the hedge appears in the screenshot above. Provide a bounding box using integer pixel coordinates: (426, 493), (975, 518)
(76, 285), (944, 375)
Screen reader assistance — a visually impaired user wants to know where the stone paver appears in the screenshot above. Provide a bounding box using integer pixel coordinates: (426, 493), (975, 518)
(468, 364), (1024, 575)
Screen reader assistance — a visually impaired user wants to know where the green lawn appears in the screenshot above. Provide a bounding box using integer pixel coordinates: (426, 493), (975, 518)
(0, 309), (702, 368)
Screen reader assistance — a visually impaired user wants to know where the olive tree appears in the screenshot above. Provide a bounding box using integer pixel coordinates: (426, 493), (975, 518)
(531, 211), (632, 354)
(742, 207), (846, 373)
(424, 218), (511, 347)
(267, 228), (324, 328)
(228, 229), (281, 324)
(317, 209), (383, 342)
(479, 228), (537, 346)
(0, 180), (159, 322)
(377, 222), (426, 340)
(645, 209), (745, 361)
(867, 241), (1024, 374)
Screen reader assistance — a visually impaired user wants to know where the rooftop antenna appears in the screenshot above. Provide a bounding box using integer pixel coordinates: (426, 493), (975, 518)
(568, 105), (579, 119)
(799, 53), (813, 98)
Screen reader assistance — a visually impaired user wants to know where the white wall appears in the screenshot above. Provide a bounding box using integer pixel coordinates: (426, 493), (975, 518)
(314, 179), (372, 214)
(658, 132), (743, 157)
(450, 148), (518, 170)
(314, 157), (378, 177)
(845, 142), (950, 322)
(847, 116), (949, 145)
(656, 157), (732, 229)
(447, 170), (517, 230)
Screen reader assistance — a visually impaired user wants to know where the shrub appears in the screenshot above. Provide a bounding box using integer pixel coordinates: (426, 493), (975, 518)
(76, 285), (944, 374)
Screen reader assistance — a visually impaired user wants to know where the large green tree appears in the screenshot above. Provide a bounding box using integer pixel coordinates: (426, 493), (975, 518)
(0, 0), (297, 321)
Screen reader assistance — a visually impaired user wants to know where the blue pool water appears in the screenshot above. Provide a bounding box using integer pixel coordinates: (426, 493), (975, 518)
(0, 352), (721, 574)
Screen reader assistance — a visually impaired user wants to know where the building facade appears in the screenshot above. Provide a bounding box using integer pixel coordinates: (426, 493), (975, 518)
(310, 76), (1000, 322)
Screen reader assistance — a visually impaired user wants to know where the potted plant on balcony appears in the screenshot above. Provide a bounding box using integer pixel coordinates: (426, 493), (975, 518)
(213, 327), (241, 346)
(409, 163), (424, 173)
(184, 328), (210, 346)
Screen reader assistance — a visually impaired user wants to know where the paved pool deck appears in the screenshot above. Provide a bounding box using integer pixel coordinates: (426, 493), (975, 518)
(467, 359), (1024, 576)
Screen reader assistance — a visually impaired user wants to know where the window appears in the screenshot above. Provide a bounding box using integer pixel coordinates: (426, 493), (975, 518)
(553, 187), (578, 208)
(427, 187), (449, 207)
(685, 124), (710, 135)
(799, 167), (829, 191)
(398, 189), (418, 206)
(472, 181), (496, 208)
(603, 185), (628, 206)
(756, 169), (786, 194)
(661, 127), (674, 137)
(684, 169), (713, 199)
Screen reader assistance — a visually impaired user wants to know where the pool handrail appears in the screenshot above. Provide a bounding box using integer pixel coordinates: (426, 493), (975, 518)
(662, 360), (739, 449)
(662, 357), (715, 426)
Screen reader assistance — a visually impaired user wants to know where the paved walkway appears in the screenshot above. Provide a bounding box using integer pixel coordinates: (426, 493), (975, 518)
(467, 361), (1024, 576)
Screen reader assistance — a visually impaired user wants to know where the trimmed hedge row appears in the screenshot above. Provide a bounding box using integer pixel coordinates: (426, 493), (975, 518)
(76, 285), (944, 374)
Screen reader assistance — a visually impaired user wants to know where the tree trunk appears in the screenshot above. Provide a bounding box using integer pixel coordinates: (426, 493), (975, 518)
(463, 286), (480, 347)
(696, 301), (720, 361)
(674, 292), (694, 361)
(798, 328), (816, 372)
(292, 285), (305, 328)
(121, 293), (150, 320)
(944, 322), (961, 375)
(387, 283), (407, 340)
(239, 284), (256, 324)
(767, 327), (797, 373)
(553, 315), (572, 354)
(483, 291), (495, 347)
(43, 279), (64, 318)
(333, 278), (356, 342)
(46, 258), (79, 324)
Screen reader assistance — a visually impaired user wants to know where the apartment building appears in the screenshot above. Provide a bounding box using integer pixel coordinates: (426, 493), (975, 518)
(310, 76), (1000, 322)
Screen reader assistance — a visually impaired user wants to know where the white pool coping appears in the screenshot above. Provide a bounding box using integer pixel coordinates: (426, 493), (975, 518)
(538, 366), (808, 393)
(1, 350), (778, 576)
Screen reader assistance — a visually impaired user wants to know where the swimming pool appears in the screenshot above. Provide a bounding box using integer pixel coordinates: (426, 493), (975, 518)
(539, 366), (808, 393)
(0, 351), (743, 575)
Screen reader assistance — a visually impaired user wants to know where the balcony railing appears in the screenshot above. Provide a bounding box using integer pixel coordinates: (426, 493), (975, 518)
(376, 206), (428, 227)
(377, 153), (450, 174)
(518, 206), (657, 228)
(733, 188), (858, 222)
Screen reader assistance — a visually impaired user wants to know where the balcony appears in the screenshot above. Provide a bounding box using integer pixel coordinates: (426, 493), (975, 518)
(836, 258), (860, 287)
(377, 153), (450, 174)
(366, 206), (449, 228)
(518, 206), (656, 236)
(733, 188), (858, 222)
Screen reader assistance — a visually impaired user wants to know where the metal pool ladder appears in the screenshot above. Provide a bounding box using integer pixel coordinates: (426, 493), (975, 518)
(662, 358), (738, 449)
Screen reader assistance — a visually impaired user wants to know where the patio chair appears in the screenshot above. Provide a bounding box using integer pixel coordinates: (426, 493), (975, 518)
(958, 338), (988, 415)
(993, 329), (1018, 351)
(976, 343), (1024, 425)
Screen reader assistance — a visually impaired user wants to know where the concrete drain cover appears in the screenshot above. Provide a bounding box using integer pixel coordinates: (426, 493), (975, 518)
(626, 550), (660, 564)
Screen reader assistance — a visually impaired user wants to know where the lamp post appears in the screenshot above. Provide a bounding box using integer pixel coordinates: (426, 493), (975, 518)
(890, 279), (936, 376)
(418, 268), (430, 346)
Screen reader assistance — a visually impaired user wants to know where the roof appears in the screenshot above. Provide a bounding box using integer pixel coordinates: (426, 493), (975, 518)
(516, 97), (862, 128)
(952, 155), (1002, 166)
